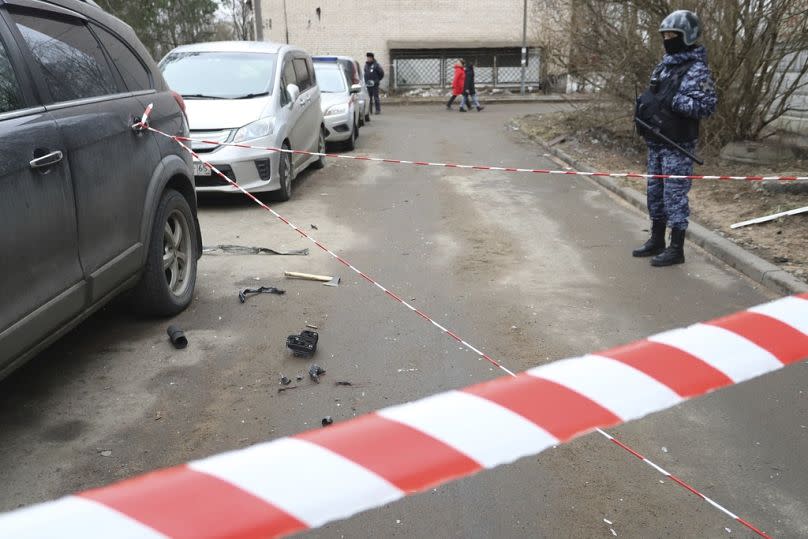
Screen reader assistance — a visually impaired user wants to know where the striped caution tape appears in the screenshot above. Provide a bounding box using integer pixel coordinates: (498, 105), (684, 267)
(139, 109), (781, 535)
(0, 294), (805, 538)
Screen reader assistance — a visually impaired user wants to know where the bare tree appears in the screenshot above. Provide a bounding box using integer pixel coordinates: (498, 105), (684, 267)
(535, 0), (808, 146)
(220, 0), (255, 41)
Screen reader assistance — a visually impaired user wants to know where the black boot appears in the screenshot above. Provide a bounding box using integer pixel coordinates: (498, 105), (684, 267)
(632, 220), (666, 257)
(651, 228), (686, 267)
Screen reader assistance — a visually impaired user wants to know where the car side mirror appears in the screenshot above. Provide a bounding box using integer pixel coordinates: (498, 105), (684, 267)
(286, 83), (300, 104)
(350, 84), (362, 94)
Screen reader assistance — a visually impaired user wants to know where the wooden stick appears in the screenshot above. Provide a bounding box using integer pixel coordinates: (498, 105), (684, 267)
(284, 271), (334, 282)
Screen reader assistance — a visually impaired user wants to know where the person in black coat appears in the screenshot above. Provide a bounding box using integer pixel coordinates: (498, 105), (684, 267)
(459, 61), (484, 112)
(364, 52), (384, 114)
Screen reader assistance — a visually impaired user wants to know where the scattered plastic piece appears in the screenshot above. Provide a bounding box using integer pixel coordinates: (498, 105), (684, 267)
(280, 376), (291, 386)
(287, 330), (319, 357)
(277, 386), (299, 393)
(335, 381), (353, 386)
(239, 286), (285, 303)
(202, 244), (309, 256)
(321, 416), (333, 426)
(166, 325), (187, 349)
(309, 364), (326, 383)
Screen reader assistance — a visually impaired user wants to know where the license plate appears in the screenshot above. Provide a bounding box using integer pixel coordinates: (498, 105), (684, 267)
(194, 161), (211, 176)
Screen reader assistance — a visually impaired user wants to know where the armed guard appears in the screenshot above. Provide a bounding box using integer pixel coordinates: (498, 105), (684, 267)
(634, 10), (717, 266)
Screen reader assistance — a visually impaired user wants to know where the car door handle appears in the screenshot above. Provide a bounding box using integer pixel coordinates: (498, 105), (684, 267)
(30, 150), (64, 169)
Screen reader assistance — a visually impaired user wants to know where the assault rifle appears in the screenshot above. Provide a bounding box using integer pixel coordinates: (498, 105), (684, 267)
(634, 116), (704, 166)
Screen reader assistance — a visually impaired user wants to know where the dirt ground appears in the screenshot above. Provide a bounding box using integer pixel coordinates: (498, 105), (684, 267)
(515, 103), (808, 284)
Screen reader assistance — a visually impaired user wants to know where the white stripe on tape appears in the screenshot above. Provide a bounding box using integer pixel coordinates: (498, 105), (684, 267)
(527, 355), (683, 420)
(748, 296), (808, 334)
(649, 323), (782, 383)
(378, 390), (558, 468)
(0, 496), (166, 539)
(189, 438), (403, 528)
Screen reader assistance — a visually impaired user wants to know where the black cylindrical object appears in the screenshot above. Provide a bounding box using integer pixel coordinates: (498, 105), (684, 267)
(166, 325), (188, 349)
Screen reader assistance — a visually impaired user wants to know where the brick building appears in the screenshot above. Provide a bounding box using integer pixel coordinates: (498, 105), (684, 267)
(257, 0), (566, 92)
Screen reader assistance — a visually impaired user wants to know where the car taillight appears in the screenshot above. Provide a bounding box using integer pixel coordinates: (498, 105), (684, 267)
(171, 91), (186, 113)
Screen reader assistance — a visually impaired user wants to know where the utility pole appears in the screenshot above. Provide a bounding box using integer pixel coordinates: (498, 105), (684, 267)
(283, 0), (290, 43)
(520, 0), (527, 95)
(253, 0), (263, 41)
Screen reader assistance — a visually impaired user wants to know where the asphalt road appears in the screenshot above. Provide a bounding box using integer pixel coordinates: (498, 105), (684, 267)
(1, 104), (806, 538)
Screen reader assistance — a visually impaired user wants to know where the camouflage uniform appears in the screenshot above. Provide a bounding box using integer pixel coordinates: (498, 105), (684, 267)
(645, 46), (717, 230)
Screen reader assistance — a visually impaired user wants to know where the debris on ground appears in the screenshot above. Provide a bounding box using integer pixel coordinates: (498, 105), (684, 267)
(166, 325), (188, 349)
(310, 224), (318, 230)
(308, 364), (326, 383)
(335, 381), (353, 386)
(202, 244), (309, 256)
(321, 416), (333, 426)
(287, 330), (319, 357)
(99, 450), (112, 457)
(277, 386), (299, 394)
(306, 324), (319, 330)
(284, 271), (341, 287)
(238, 286), (286, 303)
(296, 375), (304, 381)
(280, 376), (291, 386)
(154, 411), (163, 421)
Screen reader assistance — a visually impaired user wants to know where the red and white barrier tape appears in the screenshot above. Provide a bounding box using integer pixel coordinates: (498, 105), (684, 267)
(137, 108), (778, 535)
(1, 295), (805, 538)
(172, 133), (806, 182)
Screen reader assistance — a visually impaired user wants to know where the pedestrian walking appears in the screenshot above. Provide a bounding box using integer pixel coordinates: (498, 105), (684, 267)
(446, 59), (466, 109)
(364, 52), (384, 114)
(459, 60), (484, 112)
(633, 10), (716, 267)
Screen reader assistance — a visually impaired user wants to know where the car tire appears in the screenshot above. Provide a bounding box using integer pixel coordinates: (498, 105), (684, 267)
(311, 128), (327, 170)
(344, 121), (357, 151)
(276, 144), (293, 201)
(132, 189), (197, 317)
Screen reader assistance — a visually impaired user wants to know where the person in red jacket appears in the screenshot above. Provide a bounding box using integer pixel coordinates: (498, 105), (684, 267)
(446, 59), (466, 109)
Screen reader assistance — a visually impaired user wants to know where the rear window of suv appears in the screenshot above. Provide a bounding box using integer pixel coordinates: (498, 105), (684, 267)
(10, 10), (118, 102)
(161, 51), (277, 99)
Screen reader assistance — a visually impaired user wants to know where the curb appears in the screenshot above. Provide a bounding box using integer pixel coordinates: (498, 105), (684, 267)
(384, 94), (592, 106)
(528, 134), (808, 296)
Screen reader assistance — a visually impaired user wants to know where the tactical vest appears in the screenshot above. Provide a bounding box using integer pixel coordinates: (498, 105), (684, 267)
(636, 60), (699, 143)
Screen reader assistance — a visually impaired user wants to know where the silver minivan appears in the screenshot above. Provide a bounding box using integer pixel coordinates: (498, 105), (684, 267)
(160, 41), (326, 200)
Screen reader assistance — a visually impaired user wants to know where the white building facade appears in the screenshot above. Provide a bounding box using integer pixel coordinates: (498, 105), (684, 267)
(257, 0), (553, 92)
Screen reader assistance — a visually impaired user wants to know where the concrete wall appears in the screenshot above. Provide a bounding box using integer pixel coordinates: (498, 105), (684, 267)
(258, 0), (554, 89)
(771, 49), (808, 140)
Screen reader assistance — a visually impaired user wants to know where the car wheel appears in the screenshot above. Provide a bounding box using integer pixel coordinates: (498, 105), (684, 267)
(344, 121), (357, 151)
(276, 144), (293, 201)
(311, 128), (327, 170)
(132, 189), (197, 316)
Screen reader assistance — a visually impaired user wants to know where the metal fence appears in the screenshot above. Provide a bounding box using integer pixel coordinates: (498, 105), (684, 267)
(391, 48), (541, 92)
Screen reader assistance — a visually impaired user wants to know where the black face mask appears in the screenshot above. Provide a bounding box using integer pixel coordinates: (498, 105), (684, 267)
(663, 34), (687, 55)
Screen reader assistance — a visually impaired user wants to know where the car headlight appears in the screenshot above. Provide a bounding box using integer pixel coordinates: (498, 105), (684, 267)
(233, 118), (274, 143)
(325, 104), (349, 117)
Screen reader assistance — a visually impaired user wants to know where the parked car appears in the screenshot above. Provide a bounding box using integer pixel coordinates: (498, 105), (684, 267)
(0, 0), (201, 381)
(311, 59), (362, 151)
(160, 41), (326, 199)
(313, 55), (370, 125)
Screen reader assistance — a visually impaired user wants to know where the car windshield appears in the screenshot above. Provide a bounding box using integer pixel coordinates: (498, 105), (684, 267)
(160, 51), (277, 99)
(313, 65), (347, 93)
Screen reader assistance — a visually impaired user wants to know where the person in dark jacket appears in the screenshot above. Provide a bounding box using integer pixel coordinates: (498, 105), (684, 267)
(446, 59), (466, 109)
(633, 10), (716, 267)
(459, 60), (484, 112)
(364, 52), (384, 114)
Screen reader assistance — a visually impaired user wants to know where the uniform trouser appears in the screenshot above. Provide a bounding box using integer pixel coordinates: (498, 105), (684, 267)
(460, 92), (480, 109)
(367, 85), (381, 112)
(646, 141), (696, 230)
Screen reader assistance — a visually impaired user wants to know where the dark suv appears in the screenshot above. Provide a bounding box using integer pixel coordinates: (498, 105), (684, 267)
(0, 0), (200, 380)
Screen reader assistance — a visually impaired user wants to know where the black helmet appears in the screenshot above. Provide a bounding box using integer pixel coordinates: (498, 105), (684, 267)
(659, 10), (701, 46)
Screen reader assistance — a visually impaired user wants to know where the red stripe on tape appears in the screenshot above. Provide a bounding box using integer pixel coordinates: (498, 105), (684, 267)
(464, 374), (620, 441)
(707, 311), (808, 365)
(81, 465), (306, 539)
(297, 414), (481, 492)
(598, 340), (732, 398)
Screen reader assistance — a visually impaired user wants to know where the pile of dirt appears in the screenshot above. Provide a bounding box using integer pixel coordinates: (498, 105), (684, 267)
(515, 103), (808, 284)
